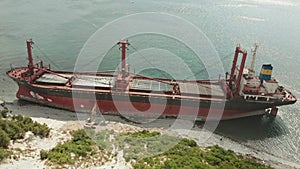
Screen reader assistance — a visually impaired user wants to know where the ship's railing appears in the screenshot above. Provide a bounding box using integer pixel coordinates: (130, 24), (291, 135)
(34, 61), (44, 68)
(243, 94), (275, 102)
(282, 89), (297, 102)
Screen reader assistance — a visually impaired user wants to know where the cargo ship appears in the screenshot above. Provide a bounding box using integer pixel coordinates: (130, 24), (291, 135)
(6, 40), (297, 121)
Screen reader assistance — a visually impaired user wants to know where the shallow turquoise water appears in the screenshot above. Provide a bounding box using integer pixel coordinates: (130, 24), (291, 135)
(0, 0), (299, 164)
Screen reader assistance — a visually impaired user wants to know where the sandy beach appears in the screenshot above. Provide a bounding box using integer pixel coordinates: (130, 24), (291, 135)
(0, 100), (299, 169)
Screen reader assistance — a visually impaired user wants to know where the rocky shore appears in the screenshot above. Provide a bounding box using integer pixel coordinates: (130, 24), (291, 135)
(0, 100), (299, 169)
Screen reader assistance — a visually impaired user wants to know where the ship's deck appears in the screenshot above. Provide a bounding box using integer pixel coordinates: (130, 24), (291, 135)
(35, 73), (225, 97)
(72, 75), (114, 88)
(178, 82), (224, 96)
(35, 73), (71, 84)
(130, 79), (173, 92)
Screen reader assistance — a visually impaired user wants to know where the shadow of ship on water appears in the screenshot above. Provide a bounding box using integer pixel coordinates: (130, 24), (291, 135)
(197, 115), (289, 142)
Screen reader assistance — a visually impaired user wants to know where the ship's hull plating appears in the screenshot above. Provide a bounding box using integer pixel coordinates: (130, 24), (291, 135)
(14, 80), (287, 121)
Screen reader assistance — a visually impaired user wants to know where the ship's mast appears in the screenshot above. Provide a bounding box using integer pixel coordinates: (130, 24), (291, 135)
(26, 39), (34, 75)
(119, 40), (129, 78)
(249, 43), (259, 73)
(115, 40), (130, 92)
(229, 45), (247, 96)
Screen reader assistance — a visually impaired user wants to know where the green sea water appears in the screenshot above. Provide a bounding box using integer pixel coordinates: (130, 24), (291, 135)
(0, 0), (299, 165)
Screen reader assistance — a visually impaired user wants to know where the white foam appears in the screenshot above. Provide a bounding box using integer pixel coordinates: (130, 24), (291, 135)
(238, 16), (266, 22)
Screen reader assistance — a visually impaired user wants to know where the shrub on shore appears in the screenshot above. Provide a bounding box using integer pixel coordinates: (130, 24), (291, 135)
(133, 138), (273, 169)
(115, 130), (178, 160)
(0, 147), (12, 161)
(0, 108), (9, 118)
(0, 114), (51, 140)
(0, 111), (51, 161)
(40, 129), (94, 165)
(125, 130), (160, 138)
(92, 129), (272, 168)
(0, 129), (10, 148)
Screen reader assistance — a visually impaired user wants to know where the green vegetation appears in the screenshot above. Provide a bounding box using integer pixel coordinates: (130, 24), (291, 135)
(93, 130), (179, 160)
(0, 114), (51, 140)
(0, 129), (10, 148)
(94, 130), (113, 151)
(133, 138), (273, 169)
(0, 108), (9, 118)
(92, 130), (271, 169)
(125, 130), (160, 138)
(0, 109), (51, 161)
(92, 130), (272, 168)
(40, 129), (95, 165)
(117, 130), (178, 160)
(0, 147), (12, 161)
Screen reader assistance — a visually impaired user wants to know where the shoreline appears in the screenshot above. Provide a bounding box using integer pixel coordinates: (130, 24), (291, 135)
(1, 99), (300, 169)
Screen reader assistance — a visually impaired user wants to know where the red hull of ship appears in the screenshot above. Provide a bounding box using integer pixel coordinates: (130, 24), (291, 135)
(16, 83), (265, 121)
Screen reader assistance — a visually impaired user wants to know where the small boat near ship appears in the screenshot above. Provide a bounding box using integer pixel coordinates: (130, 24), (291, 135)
(6, 40), (297, 121)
